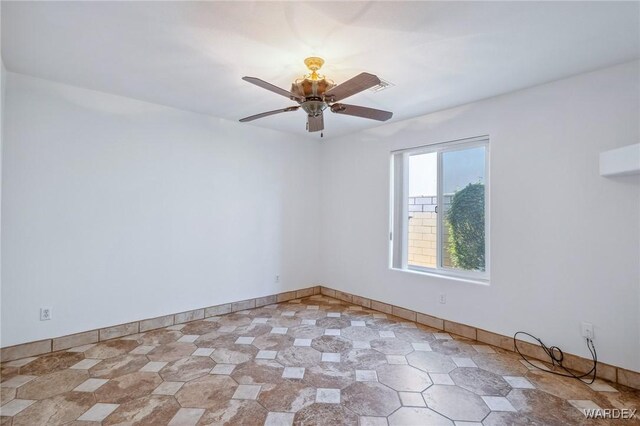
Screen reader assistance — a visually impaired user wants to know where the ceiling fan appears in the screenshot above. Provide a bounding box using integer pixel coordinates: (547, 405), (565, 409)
(239, 57), (393, 134)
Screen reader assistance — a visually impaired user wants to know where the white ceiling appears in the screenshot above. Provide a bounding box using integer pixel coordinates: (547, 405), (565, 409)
(2, 1), (639, 139)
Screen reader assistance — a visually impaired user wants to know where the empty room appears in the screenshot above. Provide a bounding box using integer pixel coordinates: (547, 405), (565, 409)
(0, 1), (639, 425)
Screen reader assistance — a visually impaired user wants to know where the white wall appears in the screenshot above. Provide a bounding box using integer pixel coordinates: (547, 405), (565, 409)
(1, 72), (320, 347)
(1, 60), (5, 331)
(320, 61), (640, 371)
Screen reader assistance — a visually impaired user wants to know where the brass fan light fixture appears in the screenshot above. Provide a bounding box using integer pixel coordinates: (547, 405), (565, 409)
(239, 57), (393, 134)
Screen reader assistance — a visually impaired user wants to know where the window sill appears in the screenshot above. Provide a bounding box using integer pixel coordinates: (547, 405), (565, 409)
(390, 267), (490, 286)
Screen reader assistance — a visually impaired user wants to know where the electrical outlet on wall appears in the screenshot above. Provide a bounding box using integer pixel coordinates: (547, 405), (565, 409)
(40, 307), (52, 321)
(275, 275), (280, 283)
(439, 293), (446, 304)
(581, 322), (594, 339)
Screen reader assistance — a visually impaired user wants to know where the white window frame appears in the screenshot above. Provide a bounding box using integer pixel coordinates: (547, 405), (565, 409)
(389, 136), (490, 284)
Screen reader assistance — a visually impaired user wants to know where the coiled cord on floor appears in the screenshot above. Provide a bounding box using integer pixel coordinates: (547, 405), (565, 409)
(513, 331), (597, 384)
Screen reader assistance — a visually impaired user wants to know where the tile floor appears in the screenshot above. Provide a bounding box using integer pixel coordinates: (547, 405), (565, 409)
(0, 295), (638, 425)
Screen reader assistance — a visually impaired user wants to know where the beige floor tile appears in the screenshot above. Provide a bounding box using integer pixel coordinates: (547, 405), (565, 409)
(356, 370), (378, 382)
(360, 416), (388, 426)
(386, 355), (408, 365)
(256, 350), (278, 360)
(316, 388), (340, 404)
(73, 378), (109, 392)
(472, 345), (495, 354)
(4, 357), (37, 368)
(1, 376), (36, 388)
(69, 358), (101, 370)
(430, 373), (455, 385)
(168, 407), (205, 426)
(77, 403), (119, 421)
(282, 367), (305, 379)
(482, 396), (516, 412)
(399, 391), (427, 407)
(232, 384), (261, 400)
(129, 345), (155, 355)
(0, 399), (36, 416)
(192, 347), (215, 357)
(139, 361), (168, 372)
(265, 411), (295, 426)
(210, 363), (236, 375)
(152, 381), (184, 395)
(502, 376), (534, 389)
(321, 353), (340, 363)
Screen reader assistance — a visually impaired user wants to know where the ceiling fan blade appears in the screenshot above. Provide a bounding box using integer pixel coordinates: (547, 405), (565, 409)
(307, 113), (324, 132)
(242, 77), (304, 102)
(330, 103), (393, 121)
(239, 106), (300, 122)
(324, 72), (381, 102)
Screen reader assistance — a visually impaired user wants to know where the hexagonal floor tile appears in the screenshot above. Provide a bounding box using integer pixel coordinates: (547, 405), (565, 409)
(303, 363), (355, 390)
(311, 336), (352, 353)
(136, 330), (182, 346)
(341, 349), (387, 370)
(370, 339), (414, 356)
(315, 318), (351, 330)
(102, 395), (180, 425)
(277, 347), (321, 367)
(393, 328), (437, 343)
(341, 326), (381, 342)
(231, 360), (284, 385)
(472, 354), (530, 376)
(294, 403), (358, 424)
(12, 391), (95, 426)
(407, 351), (457, 374)
(288, 324), (325, 339)
(429, 340), (477, 357)
(507, 388), (598, 425)
(235, 323), (272, 338)
(179, 321), (219, 335)
(342, 382), (401, 416)
(210, 346), (258, 364)
(83, 340), (140, 360)
(94, 372), (162, 404)
(159, 356), (215, 382)
(198, 400), (268, 425)
(251, 333), (294, 351)
(175, 375), (238, 411)
(450, 367), (512, 396)
(422, 385), (490, 422)
(376, 364), (433, 392)
(388, 407), (453, 425)
(17, 370), (88, 400)
(88, 354), (151, 379)
(19, 352), (85, 376)
(524, 370), (595, 400)
(258, 381), (316, 412)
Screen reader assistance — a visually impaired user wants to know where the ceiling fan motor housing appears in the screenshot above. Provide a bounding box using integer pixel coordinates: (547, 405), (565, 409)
(300, 99), (326, 117)
(292, 78), (336, 117)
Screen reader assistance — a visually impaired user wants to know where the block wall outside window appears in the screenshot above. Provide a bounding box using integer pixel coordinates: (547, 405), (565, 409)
(407, 195), (453, 268)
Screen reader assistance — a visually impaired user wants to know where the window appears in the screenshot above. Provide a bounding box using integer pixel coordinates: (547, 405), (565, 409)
(390, 136), (489, 281)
